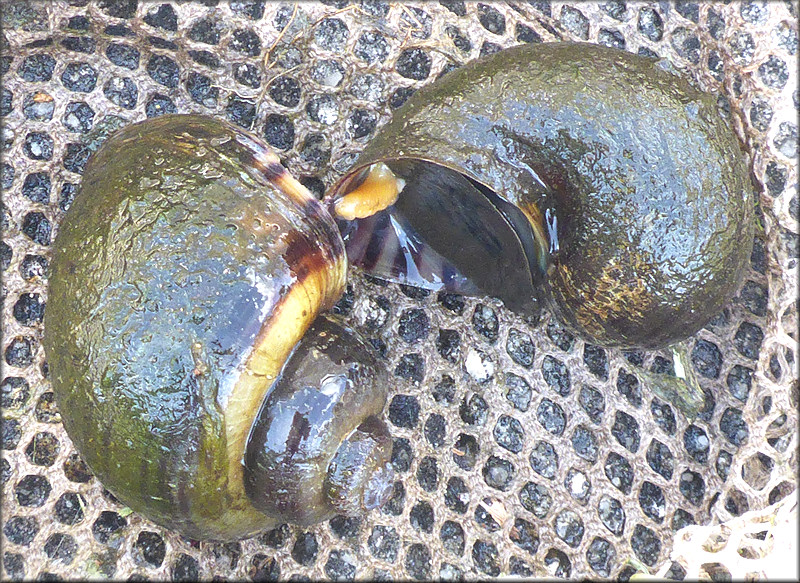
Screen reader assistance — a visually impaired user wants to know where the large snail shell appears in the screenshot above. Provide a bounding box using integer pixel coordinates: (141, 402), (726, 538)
(44, 114), (392, 541)
(326, 42), (754, 349)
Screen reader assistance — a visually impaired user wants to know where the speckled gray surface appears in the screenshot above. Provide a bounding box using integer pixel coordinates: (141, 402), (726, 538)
(1, 1), (797, 580)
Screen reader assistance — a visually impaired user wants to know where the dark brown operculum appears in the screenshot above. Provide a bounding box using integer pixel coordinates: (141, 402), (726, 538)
(328, 159), (547, 318)
(243, 315), (393, 525)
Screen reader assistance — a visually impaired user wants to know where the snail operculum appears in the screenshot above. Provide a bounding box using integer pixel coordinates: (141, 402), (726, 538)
(329, 158), (545, 317)
(325, 42), (753, 349)
(44, 114), (390, 541)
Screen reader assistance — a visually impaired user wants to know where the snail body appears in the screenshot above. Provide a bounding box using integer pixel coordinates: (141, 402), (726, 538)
(327, 42), (754, 349)
(43, 115), (393, 541)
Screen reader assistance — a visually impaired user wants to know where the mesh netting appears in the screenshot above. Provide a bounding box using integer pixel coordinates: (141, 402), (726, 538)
(1, 0), (797, 580)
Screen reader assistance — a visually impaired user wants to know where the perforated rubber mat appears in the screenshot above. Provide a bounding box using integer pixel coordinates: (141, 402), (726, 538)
(1, 1), (797, 580)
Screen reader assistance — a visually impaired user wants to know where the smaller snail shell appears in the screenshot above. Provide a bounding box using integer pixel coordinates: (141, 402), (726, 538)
(325, 43), (754, 349)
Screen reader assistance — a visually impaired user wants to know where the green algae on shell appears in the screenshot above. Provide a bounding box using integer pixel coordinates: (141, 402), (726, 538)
(44, 114), (392, 540)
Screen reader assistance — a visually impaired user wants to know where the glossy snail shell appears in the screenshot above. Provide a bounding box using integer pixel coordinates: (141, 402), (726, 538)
(326, 42), (754, 349)
(43, 115), (394, 541)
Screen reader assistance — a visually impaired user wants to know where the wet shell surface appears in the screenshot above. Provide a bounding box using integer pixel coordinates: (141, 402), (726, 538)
(44, 115), (393, 540)
(327, 42), (755, 349)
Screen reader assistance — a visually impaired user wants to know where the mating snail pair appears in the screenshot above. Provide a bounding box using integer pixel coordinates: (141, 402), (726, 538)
(44, 43), (753, 541)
